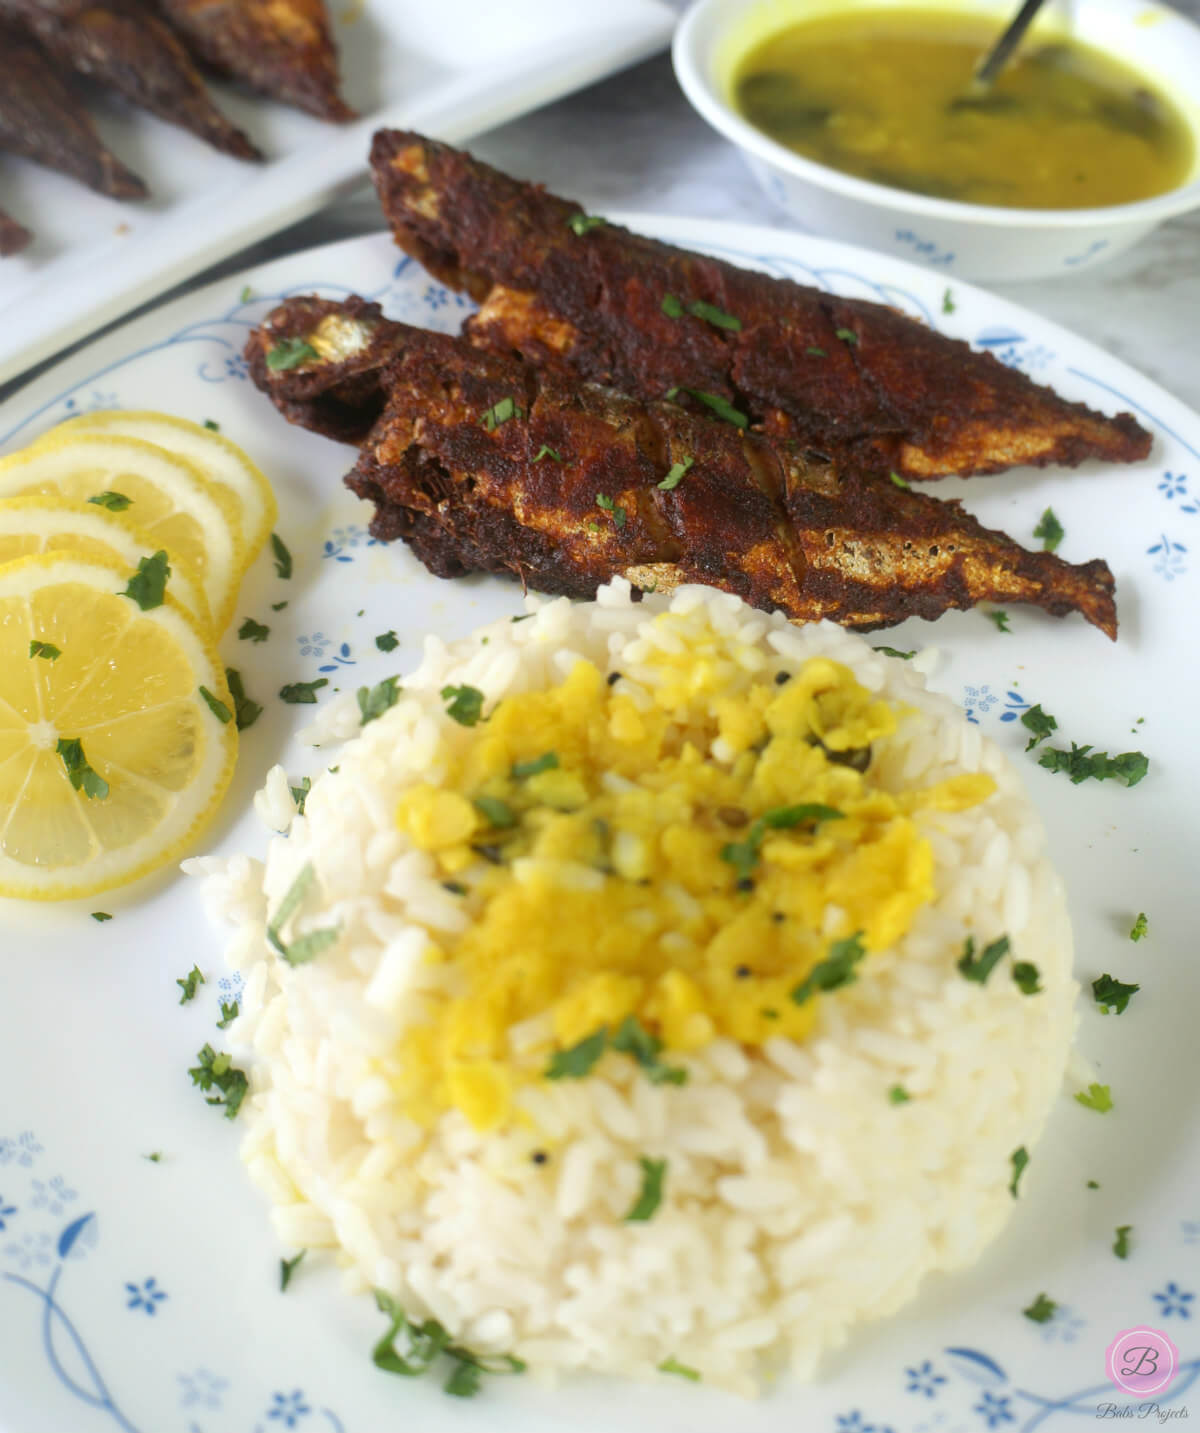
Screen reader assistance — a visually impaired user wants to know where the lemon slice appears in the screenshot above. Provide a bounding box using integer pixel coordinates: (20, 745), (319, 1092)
(0, 551), (237, 900)
(53, 411), (278, 563)
(0, 433), (243, 633)
(0, 495), (211, 631)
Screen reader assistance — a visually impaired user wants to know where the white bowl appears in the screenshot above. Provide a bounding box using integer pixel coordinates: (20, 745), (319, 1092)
(673, 0), (1200, 282)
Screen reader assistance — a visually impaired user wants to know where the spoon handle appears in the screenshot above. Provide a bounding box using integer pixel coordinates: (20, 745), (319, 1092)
(974, 0), (1051, 86)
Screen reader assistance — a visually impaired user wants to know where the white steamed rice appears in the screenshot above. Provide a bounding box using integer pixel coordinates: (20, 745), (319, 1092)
(184, 580), (1077, 1396)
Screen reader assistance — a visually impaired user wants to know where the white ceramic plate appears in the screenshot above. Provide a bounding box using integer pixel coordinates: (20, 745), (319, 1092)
(0, 220), (1196, 1433)
(0, 0), (674, 388)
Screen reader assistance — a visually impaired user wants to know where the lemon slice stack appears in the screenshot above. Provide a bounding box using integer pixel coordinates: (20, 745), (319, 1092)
(0, 413), (277, 900)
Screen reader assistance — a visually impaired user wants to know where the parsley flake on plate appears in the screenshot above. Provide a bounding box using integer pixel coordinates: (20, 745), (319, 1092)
(203, 419), (220, 432)
(270, 533), (292, 579)
(985, 609), (1011, 633)
(224, 668), (262, 731)
(28, 640), (61, 661)
(91, 911), (112, 922)
(56, 737), (108, 800)
(1074, 1082), (1113, 1113)
(657, 455), (694, 491)
(1113, 1225), (1133, 1259)
(889, 1085), (912, 1105)
(624, 1156), (667, 1222)
(659, 1357), (701, 1381)
(1033, 507), (1065, 552)
(957, 934), (1010, 984)
(1130, 911), (1149, 942)
(942, 288), (956, 314)
(198, 685), (232, 725)
(88, 490), (132, 511)
(216, 1000), (239, 1029)
(266, 337), (318, 371)
(238, 617), (269, 643)
(1093, 972), (1140, 1015)
(1012, 961), (1043, 995)
(188, 1044), (248, 1119)
(357, 677), (402, 726)
(1037, 744), (1149, 786)
(791, 931), (867, 1004)
(566, 212), (606, 236)
(290, 776), (311, 815)
(441, 684), (485, 726)
(371, 1290), (524, 1398)
(873, 646), (915, 660)
(123, 550), (170, 610)
(279, 677), (327, 705)
(280, 1250), (306, 1291)
(480, 396), (522, 431)
(1020, 703), (1058, 750)
(1009, 1145), (1030, 1198)
(375, 630), (399, 652)
(1023, 1292), (1057, 1323)
(176, 964), (205, 1003)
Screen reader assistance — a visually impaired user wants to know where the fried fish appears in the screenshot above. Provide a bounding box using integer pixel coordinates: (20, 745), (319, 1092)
(368, 129), (1151, 482)
(157, 0), (355, 121)
(0, 0), (262, 160)
(245, 297), (1118, 637)
(0, 20), (147, 198)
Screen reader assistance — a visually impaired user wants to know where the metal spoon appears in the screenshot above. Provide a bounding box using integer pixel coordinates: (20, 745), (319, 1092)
(973, 0), (1052, 88)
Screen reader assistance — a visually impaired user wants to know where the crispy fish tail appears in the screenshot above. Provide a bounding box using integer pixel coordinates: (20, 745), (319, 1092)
(368, 128), (1151, 481)
(246, 297), (1117, 638)
(0, 21), (147, 198)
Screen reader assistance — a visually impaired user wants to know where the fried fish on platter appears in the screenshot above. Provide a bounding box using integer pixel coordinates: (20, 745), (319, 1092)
(245, 297), (1117, 638)
(367, 129), (1151, 482)
(0, 0), (262, 160)
(157, 0), (355, 121)
(0, 21), (147, 197)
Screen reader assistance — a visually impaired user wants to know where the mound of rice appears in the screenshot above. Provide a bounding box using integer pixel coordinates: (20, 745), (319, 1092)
(186, 581), (1076, 1396)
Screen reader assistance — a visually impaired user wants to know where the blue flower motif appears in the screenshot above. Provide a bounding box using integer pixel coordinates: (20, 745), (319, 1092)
(223, 354), (249, 381)
(1147, 534), (1188, 580)
(1160, 472), (1188, 500)
(1062, 237), (1109, 267)
(0, 1131), (43, 1167)
(178, 1368), (229, 1410)
(975, 1390), (1016, 1427)
(218, 973), (244, 1001)
(322, 524), (378, 562)
(62, 390), (120, 414)
(835, 1414), (870, 1432)
(905, 1360), (947, 1397)
(1182, 1221), (1200, 1246)
(1037, 1303), (1087, 1343)
(1154, 1282), (1195, 1318)
(30, 1176), (77, 1216)
(963, 684), (999, 724)
(998, 689), (1030, 722)
(267, 1389), (312, 1428)
(4, 1231), (52, 1270)
(317, 641), (355, 673)
(125, 1276), (167, 1314)
(298, 632), (328, 658)
(893, 229), (955, 266)
(0, 1197), (15, 1231)
(423, 283), (450, 311)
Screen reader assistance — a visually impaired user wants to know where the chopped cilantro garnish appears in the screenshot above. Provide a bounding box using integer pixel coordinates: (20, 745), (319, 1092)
(545, 1027), (608, 1080)
(123, 550), (170, 610)
(441, 684), (485, 727)
(683, 388), (749, 428)
(942, 288), (956, 315)
(28, 640), (61, 661)
(957, 934), (1011, 984)
(1012, 961), (1042, 995)
(270, 533), (292, 579)
(280, 1250), (306, 1291)
(1033, 507), (1065, 553)
(512, 751), (558, 779)
(611, 1015), (687, 1086)
(199, 685), (232, 724)
(176, 964), (205, 1003)
(658, 456), (694, 491)
(217, 1000), (239, 1029)
(239, 284), (253, 303)
(511, 613), (533, 623)
(1113, 1225), (1132, 1259)
(874, 645), (915, 660)
(271, 600), (288, 611)
(1023, 1292), (1056, 1323)
(444, 1362), (482, 1398)
(266, 337), (318, 370)
(481, 396), (522, 431)
(1020, 704), (1057, 750)
(888, 470), (909, 489)
(88, 490), (131, 511)
(1009, 1145), (1030, 1198)
(371, 1290), (524, 1397)
(1093, 973), (1139, 1015)
(144, 1151), (162, 1162)
(1088, 1180), (1100, 1189)
(805, 346), (826, 357)
(267, 863), (314, 954)
(357, 677), (401, 726)
(91, 911), (112, 922)
(238, 617), (269, 643)
(985, 609), (1011, 633)
(661, 293), (684, 318)
(1074, 1082), (1113, 1113)
(566, 212), (606, 236)
(225, 668), (262, 731)
(1038, 745), (1148, 786)
(284, 928), (340, 966)
(791, 932), (867, 1004)
(1130, 911), (1148, 942)
(624, 1156), (667, 1222)
(835, 327), (858, 344)
(279, 677), (327, 704)
(659, 1357), (700, 1381)
(203, 418), (220, 432)
(473, 795), (516, 828)
(594, 492), (626, 529)
(375, 630), (399, 652)
(532, 444), (562, 464)
(687, 299), (742, 331)
(889, 1085), (911, 1105)
(722, 804), (843, 882)
(56, 737), (108, 800)
(188, 1043), (248, 1119)
(290, 776), (311, 815)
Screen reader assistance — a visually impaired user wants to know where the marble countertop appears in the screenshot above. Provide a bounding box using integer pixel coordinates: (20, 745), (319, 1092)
(4, 0), (1198, 410)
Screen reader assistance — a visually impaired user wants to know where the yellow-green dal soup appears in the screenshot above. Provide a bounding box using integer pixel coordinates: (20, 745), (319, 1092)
(731, 8), (1195, 209)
